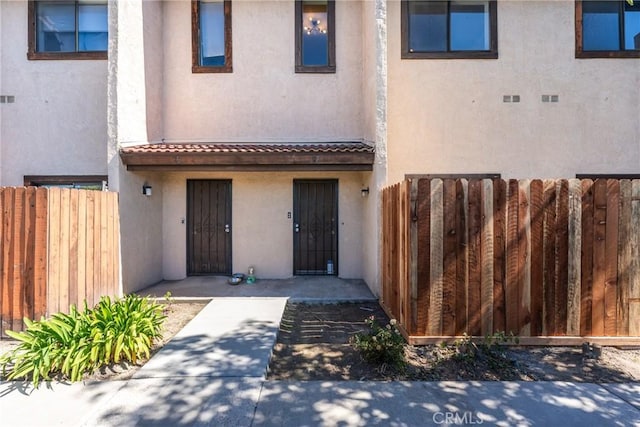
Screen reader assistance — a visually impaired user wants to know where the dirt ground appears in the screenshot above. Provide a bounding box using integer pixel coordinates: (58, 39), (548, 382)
(0, 301), (207, 382)
(267, 302), (640, 382)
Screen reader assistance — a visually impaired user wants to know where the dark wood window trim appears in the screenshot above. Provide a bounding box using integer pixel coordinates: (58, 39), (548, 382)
(27, 1), (108, 61)
(401, 0), (498, 60)
(575, 0), (640, 59)
(192, 0), (233, 73)
(295, 0), (336, 73)
(576, 174), (640, 179)
(24, 175), (108, 189)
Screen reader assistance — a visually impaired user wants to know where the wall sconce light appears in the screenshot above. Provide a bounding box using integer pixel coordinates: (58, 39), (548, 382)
(361, 186), (370, 197)
(142, 184), (152, 197)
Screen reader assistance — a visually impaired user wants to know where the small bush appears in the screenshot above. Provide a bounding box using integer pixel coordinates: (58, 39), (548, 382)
(352, 316), (406, 369)
(0, 294), (166, 387)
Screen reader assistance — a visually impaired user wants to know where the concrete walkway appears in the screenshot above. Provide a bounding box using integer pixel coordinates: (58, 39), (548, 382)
(1, 298), (639, 426)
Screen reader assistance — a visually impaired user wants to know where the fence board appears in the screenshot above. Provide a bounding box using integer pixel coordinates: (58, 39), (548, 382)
(493, 179), (506, 332)
(455, 180), (468, 335)
(592, 179), (607, 336)
(416, 179), (430, 335)
(555, 180), (569, 335)
(467, 180), (482, 336)
(581, 180), (594, 335)
(34, 189), (47, 320)
(429, 180), (444, 335)
(442, 180), (457, 336)
(630, 181), (640, 336)
(617, 180), (631, 336)
(543, 180), (557, 335)
(481, 180), (494, 335)
(2, 189), (15, 334)
(530, 180), (544, 335)
(605, 180), (620, 335)
(12, 188), (25, 333)
(518, 180), (531, 335)
(567, 179), (582, 335)
(506, 180), (520, 334)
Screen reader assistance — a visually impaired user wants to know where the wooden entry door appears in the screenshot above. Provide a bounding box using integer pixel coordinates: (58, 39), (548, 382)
(187, 180), (232, 275)
(293, 180), (338, 275)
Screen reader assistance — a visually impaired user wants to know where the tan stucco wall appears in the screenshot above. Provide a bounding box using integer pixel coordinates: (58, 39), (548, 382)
(0, 1), (107, 186)
(161, 0), (364, 142)
(386, 0), (640, 182)
(161, 171), (367, 280)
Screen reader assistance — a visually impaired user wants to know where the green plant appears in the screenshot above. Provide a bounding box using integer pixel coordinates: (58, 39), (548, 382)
(352, 316), (406, 369)
(0, 294), (166, 388)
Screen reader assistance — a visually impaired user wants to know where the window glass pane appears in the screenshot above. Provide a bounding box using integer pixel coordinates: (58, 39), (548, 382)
(408, 1), (447, 52)
(78, 4), (108, 51)
(36, 3), (76, 52)
(624, 3), (640, 50)
(200, 1), (225, 66)
(302, 1), (328, 66)
(583, 1), (620, 51)
(450, 1), (489, 51)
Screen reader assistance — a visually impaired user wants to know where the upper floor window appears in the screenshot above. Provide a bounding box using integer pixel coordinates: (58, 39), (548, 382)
(576, 0), (640, 58)
(295, 0), (336, 73)
(192, 0), (232, 73)
(401, 0), (498, 59)
(28, 1), (108, 60)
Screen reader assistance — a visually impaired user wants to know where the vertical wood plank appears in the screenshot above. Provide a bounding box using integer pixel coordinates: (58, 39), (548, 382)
(592, 179), (607, 336)
(505, 180), (520, 335)
(85, 191), (96, 308)
(518, 180), (531, 336)
(410, 180), (419, 335)
(47, 187), (61, 316)
(58, 189), (71, 314)
(69, 190), (79, 310)
(34, 188), (48, 320)
(481, 180), (494, 335)
(604, 180), (619, 336)
(100, 191), (109, 302)
(442, 180), (457, 336)
(467, 180), (482, 336)
(77, 191), (87, 309)
(23, 187), (37, 323)
(493, 179), (507, 333)
(555, 180), (569, 335)
(93, 192), (102, 304)
(0, 189), (5, 334)
(567, 179), (582, 336)
(529, 180), (544, 336)
(542, 180), (557, 335)
(429, 179), (444, 335)
(628, 181), (640, 336)
(617, 180), (631, 336)
(455, 179), (468, 335)
(1, 189), (14, 334)
(399, 181), (411, 328)
(114, 192), (122, 297)
(11, 188), (24, 332)
(581, 180), (594, 336)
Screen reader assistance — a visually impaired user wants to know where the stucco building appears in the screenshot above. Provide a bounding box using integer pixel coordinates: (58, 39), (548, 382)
(1, 0), (638, 296)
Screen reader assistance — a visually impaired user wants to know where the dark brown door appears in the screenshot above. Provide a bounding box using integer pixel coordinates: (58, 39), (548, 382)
(187, 180), (232, 275)
(293, 180), (338, 275)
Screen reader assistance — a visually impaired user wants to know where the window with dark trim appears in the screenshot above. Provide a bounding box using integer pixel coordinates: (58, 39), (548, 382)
(401, 0), (498, 59)
(295, 0), (336, 73)
(24, 175), (108, 190)
(192, 0), (233, 73)
(27, 0), (108, 60)
(576, 0), (640, 58)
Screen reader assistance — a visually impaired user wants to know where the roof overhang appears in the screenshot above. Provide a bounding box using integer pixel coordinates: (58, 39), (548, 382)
(120, 142), (375, 172)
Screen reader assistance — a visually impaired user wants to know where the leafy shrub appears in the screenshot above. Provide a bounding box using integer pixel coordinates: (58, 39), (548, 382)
(0, 294), (166, 387)
(352, 316), (406, 369)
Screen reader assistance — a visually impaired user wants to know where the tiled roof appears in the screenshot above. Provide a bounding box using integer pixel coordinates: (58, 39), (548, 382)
(119, 142), (375, 171)
(120, 142), (374, 154)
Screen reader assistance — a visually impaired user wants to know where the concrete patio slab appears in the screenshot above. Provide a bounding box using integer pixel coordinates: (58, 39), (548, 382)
(134, 298), (288, 379)
(137, 276), (376, 302)
(601, 383), (640, 411)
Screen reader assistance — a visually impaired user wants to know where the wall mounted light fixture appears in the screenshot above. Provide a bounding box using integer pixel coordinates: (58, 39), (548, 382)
(361, 186), (369, 197)
(142, 184), (152, 197)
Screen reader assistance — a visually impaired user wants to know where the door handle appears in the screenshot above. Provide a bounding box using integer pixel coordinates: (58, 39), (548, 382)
(224, 224), (230, 233)
(294, 223), (300, 233)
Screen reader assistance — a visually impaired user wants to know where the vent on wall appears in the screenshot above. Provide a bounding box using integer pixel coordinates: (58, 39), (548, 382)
(503, 95), (520, 103)
(542, 95), (559, 103)
(0, 96), (15, 103)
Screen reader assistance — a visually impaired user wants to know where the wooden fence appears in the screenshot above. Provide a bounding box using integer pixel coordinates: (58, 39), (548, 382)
(381, 178), (640, 345)
(0, 187), (120, 336)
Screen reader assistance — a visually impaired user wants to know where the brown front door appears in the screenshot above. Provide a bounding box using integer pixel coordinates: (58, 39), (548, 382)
(187, 180), (232, 275)
(293, 179), (338, 275)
